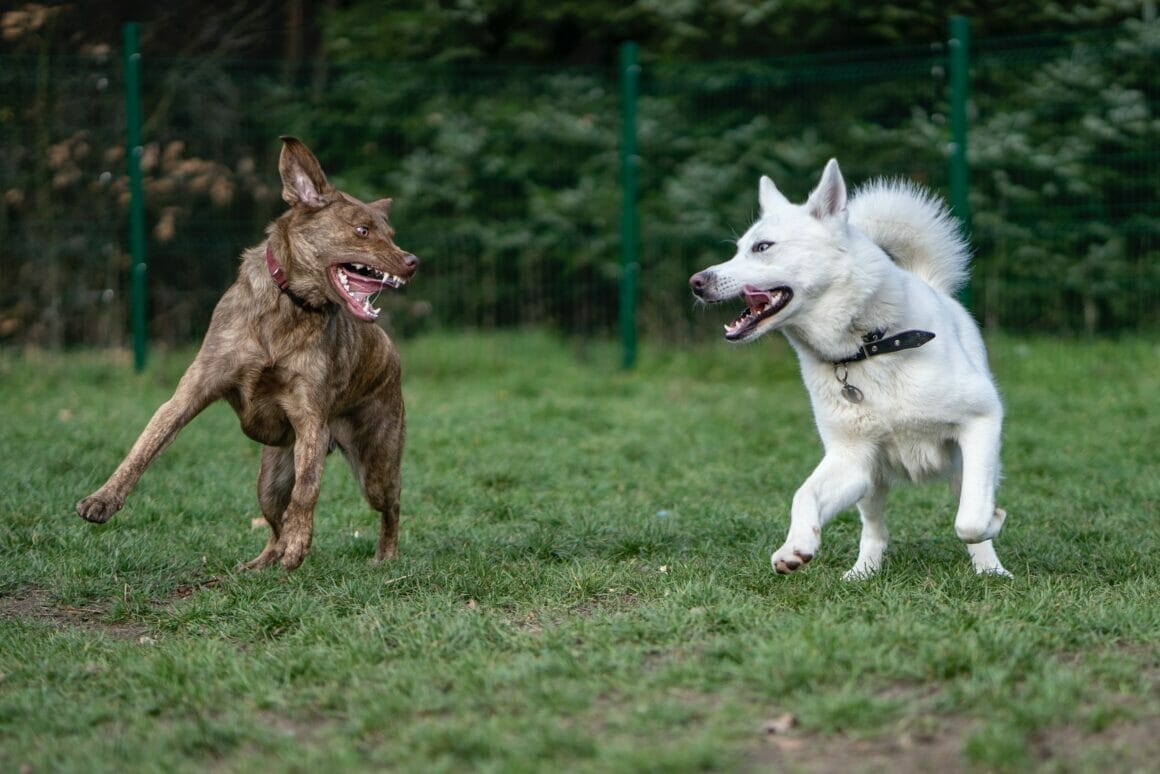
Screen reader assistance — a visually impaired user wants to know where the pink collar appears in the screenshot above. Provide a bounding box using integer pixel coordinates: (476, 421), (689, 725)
(265, 244), (322, 312)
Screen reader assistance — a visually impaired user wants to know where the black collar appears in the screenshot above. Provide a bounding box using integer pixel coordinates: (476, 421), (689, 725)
(832, 328), (936, 404)
(265, 245), (324, 313)
(835, 328), (936, 365)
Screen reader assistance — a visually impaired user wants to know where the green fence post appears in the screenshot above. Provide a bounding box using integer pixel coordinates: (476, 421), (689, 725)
(618, 42), (640, 370)
(123, 22), (147, 371)
(948, 15), (972, 310)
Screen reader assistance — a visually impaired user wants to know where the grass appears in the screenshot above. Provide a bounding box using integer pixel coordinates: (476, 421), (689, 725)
(1, 331), (1158, 773)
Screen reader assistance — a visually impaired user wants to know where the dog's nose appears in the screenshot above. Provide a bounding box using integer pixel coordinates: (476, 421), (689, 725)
(689, 271), (711, 298)
(403, 253), (419, 271)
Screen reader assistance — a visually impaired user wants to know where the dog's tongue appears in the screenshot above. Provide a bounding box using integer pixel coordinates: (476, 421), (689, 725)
(741, 284), (774, 312)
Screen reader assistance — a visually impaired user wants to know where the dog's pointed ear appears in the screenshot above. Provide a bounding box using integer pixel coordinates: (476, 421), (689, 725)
(368, 198), (393, 220)
(758, 175), (790, 215)
(806, 158), (847, 221)
(279, 136), (334, 209)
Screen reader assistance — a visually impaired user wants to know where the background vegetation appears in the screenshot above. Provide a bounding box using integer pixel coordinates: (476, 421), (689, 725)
(1, 0), (1157, 349)
(2, 334), (1158, 771)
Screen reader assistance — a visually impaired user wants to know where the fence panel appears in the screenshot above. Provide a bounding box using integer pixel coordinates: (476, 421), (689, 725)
(0, 20), (1156, 352)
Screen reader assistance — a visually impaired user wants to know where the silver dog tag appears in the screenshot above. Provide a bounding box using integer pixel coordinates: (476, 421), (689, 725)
(841, 384), (864, 404)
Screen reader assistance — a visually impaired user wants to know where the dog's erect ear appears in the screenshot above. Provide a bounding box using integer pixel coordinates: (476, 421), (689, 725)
(806, 158), (847, 221)
(758, 175), (790, 215)
(279, 136), (334, 209)
(368, 198), (393, 220)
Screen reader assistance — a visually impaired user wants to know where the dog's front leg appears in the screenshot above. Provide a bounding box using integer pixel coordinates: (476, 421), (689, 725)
(772, 452), (871, 574)
(77, 366), (221, 524)
(276, 418), (330, 571)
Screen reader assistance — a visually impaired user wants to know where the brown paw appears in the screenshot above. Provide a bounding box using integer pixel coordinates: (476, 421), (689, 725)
(76, 494), (122, 524)
(279, 538), (309, 571)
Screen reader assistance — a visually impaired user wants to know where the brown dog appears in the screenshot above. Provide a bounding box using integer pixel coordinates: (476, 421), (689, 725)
(77, 136), (418, 570)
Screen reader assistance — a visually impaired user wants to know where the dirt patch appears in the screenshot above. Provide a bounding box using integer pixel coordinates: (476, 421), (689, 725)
(745, 697), (1160, 773)
(746, 714), (973, 774)
(1030, 715), (1160, 771)
(0, 586), (151, 642)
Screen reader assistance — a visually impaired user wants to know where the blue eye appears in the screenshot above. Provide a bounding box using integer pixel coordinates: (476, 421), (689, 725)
(753, 241), (774, 253)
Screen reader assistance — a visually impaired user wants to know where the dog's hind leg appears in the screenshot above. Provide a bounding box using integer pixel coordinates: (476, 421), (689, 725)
(844, 480), (890, 580)
(239, 445), (296, 570)
(773, 451), (872, 574)
(952, 414), (1011, 577)
(334, 395), (405, 563)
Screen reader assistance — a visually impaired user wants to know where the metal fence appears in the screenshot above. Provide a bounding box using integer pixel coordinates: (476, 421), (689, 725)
(1, 18), (1156, 357)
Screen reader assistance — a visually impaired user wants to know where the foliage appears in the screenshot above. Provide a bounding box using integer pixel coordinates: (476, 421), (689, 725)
(1, 333), (1159, 770)
(0, 2), (1156, 348)
(965, 19), (1160, 332)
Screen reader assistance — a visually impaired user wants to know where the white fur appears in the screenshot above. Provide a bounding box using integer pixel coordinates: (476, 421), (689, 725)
(692, 159), (1010, 579)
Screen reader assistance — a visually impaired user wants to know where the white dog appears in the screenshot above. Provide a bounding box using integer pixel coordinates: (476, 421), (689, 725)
(690, 159), (1010, 579)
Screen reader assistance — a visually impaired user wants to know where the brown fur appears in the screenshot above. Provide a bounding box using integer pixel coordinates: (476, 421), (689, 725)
(76, 137), (418, 570)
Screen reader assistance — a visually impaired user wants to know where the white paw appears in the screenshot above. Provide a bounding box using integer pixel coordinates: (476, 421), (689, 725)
(842, 564), (880, 581)
(771, 543), (816, 575)
(974, 563), (1013, 579)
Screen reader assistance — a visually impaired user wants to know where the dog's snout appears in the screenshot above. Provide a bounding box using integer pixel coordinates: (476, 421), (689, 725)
(689, 271), (712, 298)
(402, 253), (419, 271)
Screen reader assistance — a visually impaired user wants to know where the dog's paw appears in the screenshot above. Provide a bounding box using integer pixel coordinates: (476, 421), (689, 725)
(279, 539), (310, 571)
(841, 564), (880, 582)
(76, 493), (123, 524)
(771, 545), (815, 575)
(972, 561), (1013, 579)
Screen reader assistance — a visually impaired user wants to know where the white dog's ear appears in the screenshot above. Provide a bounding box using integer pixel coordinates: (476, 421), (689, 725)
(806, 158), (847, 221)
(758, 175), (790, 215)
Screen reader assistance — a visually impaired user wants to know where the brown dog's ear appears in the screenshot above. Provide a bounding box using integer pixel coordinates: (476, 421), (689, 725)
(368, 198), (393, 220)
(279, 136), (334, 209)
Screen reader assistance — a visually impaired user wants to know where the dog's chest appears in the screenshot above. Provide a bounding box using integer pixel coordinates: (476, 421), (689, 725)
(805, 367), (958, 482)
(226, 366), (297, 446)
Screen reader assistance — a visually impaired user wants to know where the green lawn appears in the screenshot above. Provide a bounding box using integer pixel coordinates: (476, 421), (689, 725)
(1, 332), (1157, 772)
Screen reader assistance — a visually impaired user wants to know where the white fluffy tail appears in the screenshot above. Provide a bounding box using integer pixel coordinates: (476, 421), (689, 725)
(848, 179), (971, 296)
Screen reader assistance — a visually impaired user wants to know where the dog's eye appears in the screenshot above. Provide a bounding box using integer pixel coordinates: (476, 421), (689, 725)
(752, 241), (774, 253)
(354, 225), (369, 238)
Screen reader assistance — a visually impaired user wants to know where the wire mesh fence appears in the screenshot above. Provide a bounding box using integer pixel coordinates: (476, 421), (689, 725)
(1, 19), (1156, 352)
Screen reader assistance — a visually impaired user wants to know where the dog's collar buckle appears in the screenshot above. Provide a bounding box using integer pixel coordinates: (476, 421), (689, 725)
(833, 328), (936, 403)
(265, 244), (323, 313)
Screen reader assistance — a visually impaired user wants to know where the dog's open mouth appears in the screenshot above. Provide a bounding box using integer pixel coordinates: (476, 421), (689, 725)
(329, 263), (407, 321)
(724, 284), (793, 341)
